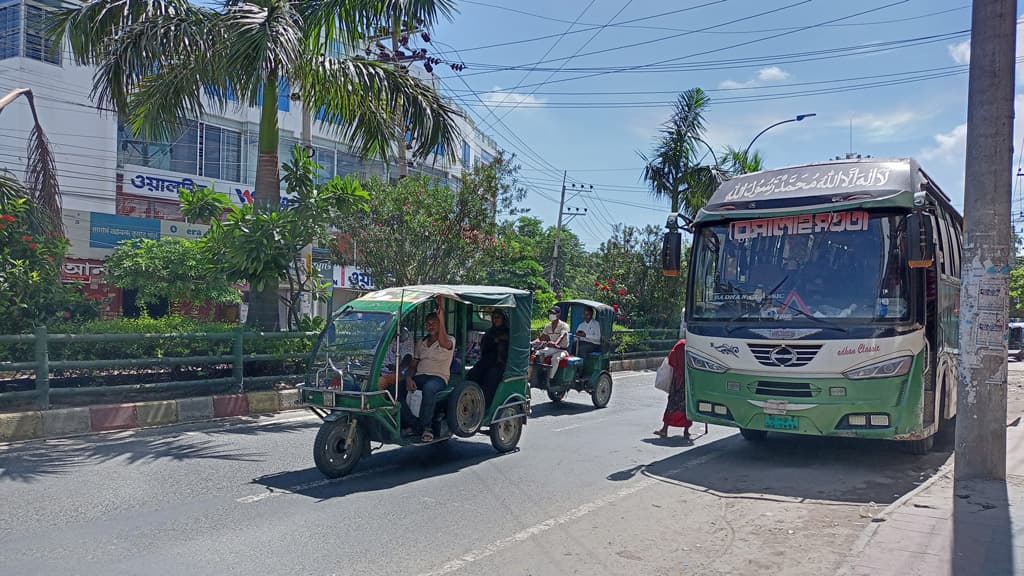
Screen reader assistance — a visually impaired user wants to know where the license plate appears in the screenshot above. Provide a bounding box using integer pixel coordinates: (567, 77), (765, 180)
(764, 400), (787, 415)
(322, 390), (335, 407)
(764, 414), (799, 430)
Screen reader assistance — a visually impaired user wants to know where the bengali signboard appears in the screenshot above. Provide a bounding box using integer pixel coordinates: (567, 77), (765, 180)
(89, 212), (161, 249)
(64, 210), (209, 260)
(121, 165), (295, 207)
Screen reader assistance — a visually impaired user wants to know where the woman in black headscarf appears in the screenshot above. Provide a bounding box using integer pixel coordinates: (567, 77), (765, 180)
(467, 310), (510, 405)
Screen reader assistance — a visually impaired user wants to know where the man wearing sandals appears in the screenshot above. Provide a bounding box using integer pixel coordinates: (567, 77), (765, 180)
(401, 296), (455, 442)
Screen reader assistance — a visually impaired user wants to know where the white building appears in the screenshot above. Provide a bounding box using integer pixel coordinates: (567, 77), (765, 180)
(0, 0), (498, 318)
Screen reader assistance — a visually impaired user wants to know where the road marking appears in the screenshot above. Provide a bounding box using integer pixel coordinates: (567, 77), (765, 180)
(415, 451), (722, 576)
(236, 464), (402, 503)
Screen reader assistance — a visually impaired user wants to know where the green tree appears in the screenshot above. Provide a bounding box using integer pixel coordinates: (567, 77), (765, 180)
(343, 166), (501, 287)
(179, 186), (231, 225)
(53, 0), (461, 329)
(588, 224), (688, 328)
(639, 88), (726, 219)
(104, 237), (240, 311)
(190, 146), (369, 329)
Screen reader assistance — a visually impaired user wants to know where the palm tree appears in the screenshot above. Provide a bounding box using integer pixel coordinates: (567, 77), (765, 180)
(639, 88), (726, 221)
(722, 146), (765, 175)
(0, 89), (63, 238)
(52, 0), (461, 329)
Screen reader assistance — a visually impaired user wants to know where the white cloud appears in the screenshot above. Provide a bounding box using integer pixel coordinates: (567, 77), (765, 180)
(948, 40), (970, 65)
(481, 86), (545, 108)
(757, 66), (791, 82)
(718, 66), (791, 89)
(841, 110), (925, 141)
(920, 123), (967, 163)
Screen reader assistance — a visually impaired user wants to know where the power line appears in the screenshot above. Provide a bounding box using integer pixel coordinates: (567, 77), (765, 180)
(494, 0), (642, 123)
(459, 0), (969, 35)
(473, 0), (597, 132)
(448, 0), (915, 88)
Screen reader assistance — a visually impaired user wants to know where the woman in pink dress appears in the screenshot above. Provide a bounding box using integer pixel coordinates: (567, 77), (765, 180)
(654, 339), (692, 439)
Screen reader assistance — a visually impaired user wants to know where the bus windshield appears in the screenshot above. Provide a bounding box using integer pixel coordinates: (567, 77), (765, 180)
(690, 210), (909, 323)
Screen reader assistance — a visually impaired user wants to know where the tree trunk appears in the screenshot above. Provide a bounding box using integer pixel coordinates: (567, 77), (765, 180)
(247, 72), (283, 330)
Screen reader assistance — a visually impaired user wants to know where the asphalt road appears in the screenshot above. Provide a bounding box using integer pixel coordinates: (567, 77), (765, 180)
(0, 371), (951, 576)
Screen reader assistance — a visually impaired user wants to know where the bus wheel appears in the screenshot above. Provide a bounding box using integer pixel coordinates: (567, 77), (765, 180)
(739, 428), (768, 442)
(903, 435), (935, 455)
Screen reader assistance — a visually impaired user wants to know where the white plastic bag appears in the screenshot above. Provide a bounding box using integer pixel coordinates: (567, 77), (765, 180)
(407, 389), (423, 418)
(654, 357), (673, 393)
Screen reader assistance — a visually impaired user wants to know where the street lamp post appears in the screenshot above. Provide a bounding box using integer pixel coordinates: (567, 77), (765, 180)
(742, 113), (817, 158)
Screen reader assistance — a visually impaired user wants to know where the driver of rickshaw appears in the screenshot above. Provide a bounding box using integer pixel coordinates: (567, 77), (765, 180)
(573, 306), (601, 357)
(400, 296), (454, 443)
(533, 306), (570, 381)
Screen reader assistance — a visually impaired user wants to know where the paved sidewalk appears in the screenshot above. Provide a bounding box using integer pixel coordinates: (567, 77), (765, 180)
(842, 426), (1024, 576)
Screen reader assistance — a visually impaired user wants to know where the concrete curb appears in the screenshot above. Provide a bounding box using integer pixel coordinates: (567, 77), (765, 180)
(0, 389), (306, 444)
(835, 456), (955, 576)
(0, 362), (658, 444)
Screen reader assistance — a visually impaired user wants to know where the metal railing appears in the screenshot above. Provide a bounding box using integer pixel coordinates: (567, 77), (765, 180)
(0, 326), (316, 409)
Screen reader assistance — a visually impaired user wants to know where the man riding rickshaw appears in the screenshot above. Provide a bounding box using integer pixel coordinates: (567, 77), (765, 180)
(299, 285), (532, 478)
(529, 299), (615, 409)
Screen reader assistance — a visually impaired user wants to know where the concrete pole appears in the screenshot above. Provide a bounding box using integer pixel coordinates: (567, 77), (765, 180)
(550, 171), (567, 291)
(955, 0), (1017, 481)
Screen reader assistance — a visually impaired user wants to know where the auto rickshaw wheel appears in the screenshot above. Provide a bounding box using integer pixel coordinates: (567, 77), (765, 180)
(546, 389), (566, 404)
(490, 406), (523, 452)
(448, 380), (486, 438)
(591, 372), (613, 409)
(313, 416), (365, 478)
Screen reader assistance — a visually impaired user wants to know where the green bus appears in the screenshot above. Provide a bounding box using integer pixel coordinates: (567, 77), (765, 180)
(676, 158), (963, 453)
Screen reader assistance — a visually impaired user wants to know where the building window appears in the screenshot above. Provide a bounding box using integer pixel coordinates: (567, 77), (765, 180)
(24, 2), (60, 64)
(314, 146), (335, 184)
(0, 1), (19, 60)
(202, 124), (242, 182)
(461, 140), (471, 167)
(121, 120), (242, 182)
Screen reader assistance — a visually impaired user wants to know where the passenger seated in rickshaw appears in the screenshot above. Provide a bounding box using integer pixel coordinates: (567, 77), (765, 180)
(532, 306), (570, 381)
(377, 327), (414, 390)
(573, 306), (601, 357)
(467, 310), (510, 405)
(399, 297), (455, 442)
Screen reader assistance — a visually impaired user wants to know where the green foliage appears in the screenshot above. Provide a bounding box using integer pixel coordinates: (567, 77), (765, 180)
(343, 172), (498, 287)
(586, 224), (688, 328)
(190, 145), (369, 329)
(0, 197), (96, 334)
(179, 185), (230, 224)
(105, 237), (240, 308)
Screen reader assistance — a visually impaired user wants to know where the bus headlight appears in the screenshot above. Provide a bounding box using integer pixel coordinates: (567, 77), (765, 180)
(843, 356), (913, 380)
(687, 350), (729, 373)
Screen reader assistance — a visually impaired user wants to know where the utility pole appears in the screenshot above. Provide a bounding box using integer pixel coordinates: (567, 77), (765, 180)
(956, 0), (1017, 481)
(550, 171), (568, 291)
(549, 173), (590, 292)
(391, 9), (409, 179)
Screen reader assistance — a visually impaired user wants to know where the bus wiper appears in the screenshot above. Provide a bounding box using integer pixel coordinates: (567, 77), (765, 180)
(779, 301), (848, 332)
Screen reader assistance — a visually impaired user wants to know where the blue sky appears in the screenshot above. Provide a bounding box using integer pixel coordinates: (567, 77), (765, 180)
(428, 0), (1016, 248)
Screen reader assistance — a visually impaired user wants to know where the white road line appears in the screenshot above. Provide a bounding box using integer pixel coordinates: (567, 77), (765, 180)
(236, 464), (402, 503)
(415, 451), (722, 576)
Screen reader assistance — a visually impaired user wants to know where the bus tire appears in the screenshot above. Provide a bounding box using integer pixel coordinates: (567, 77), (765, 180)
(739, 428), (768, 442)
(903, 435), (935, 455)
(313, 417), (365, 479)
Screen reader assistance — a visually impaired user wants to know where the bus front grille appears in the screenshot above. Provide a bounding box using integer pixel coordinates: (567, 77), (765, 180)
(752, 381), (817, 398)
(747, 343), (822, 367)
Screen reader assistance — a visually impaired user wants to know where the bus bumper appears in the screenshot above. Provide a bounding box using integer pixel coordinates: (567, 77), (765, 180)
(685, 366), (925, 439)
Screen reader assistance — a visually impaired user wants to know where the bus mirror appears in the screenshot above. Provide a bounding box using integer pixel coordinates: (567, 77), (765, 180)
(906, 212), (935, 268)
(662, 231), (682, 277)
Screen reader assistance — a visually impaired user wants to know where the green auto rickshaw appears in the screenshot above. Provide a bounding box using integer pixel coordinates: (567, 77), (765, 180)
(299, 285), (533, 478)
(529, 299), (615, 409)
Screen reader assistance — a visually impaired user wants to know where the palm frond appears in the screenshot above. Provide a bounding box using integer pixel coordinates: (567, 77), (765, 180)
(298, 55), (461, 162)
(0, 89), (63, 237)
(49, 0), (196, 65)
